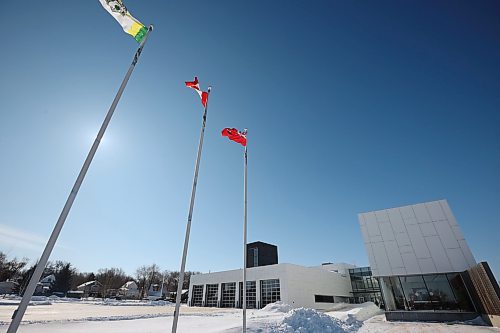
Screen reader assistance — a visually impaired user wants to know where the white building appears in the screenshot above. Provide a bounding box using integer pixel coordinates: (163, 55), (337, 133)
(358, 199), (479, 320)
(188, 262), (354, 310)
(119, 281), (139, 299)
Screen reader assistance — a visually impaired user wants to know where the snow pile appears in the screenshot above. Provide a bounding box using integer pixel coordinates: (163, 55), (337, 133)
(275, 308), (348, 333)
(97, 299), (172, 306)
(261, 301), (293, 313)
(349, 302), (383, 322)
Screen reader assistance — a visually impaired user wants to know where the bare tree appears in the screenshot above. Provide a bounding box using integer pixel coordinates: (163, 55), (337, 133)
(97, 268), (131, 298)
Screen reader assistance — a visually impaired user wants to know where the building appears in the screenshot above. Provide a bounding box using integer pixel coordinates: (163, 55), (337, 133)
(119, 281), (140, 299)
(188, 262), (353, 310)
(76, 280), (102, 297)
(189, 241), (355, 310)
(34, 274), (56, 295)
(0, 281), (18, 294)
(247, 241), (278, 268)
(358, 199), (500, 324)
(348, 266), (382, 305)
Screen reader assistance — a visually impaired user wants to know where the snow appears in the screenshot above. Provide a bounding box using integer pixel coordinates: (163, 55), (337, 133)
(1, 300), (499, 332)
(275, 307), (350, 332)
(261, 301), (293, 313)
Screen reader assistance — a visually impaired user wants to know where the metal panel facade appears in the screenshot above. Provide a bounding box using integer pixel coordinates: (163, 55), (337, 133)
(358, 200), (476, 276)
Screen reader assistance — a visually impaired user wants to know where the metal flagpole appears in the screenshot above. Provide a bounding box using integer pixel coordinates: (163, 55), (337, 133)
(171, 87), (212, 333)
(6, 25), (153, 333)
(243, 136), (248, 332)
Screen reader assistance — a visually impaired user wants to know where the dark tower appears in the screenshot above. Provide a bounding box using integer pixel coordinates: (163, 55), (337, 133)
(246, 241), (278, 268)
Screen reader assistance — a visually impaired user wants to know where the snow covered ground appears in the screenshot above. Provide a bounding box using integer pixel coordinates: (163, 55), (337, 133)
(0, 297), (499, 332)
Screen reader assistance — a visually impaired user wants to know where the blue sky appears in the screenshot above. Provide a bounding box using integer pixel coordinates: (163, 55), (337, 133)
(0, 1), (499, 279)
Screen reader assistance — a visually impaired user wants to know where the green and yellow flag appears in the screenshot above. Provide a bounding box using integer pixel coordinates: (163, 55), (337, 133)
(99, 0), (147, 42)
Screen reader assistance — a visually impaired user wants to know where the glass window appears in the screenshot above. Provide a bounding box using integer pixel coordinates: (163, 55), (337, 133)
(386, 276), (407, 310)
(205, 284), (219, 307)
(315, 295), (334, 303)
(260, 279), (281, 308)
(399, 276), (432, 310)
(191, 285), (203, 307)
(447, 273), (475, 312)
(239, 281), (257, 309)
(220, 282), (236, 308)
(423, 274), (458, 310)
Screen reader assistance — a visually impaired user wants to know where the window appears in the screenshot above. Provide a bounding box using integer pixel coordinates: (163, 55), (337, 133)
(315, 295), (334, 303)
(239, 281), (257, 309)
(423, 274), (458, 310)
(379, 273), (476, 313)
(220, 282), (236, 308)
(447, 273), (475, 312)
(399, 275), (432, 310)
(253, 248), (259, 267)
(205, 284), (219, 307)
(191, 285), (203, 307)
(260, 279), (280, 308)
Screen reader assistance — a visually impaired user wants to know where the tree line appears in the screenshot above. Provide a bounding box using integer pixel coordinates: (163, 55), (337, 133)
(0, 251), (199, 299)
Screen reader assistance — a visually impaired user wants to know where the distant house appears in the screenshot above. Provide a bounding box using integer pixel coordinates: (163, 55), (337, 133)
(76, 280), (102, 297)
(0, 281), (18, 294)
(147, 283), (163, 300)
(119, 281), (139, 299)
(35, 274), (56, 295)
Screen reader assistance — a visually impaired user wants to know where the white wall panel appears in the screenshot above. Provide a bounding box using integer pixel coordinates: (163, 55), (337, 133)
(360, 224), (370, 244)
(395, 233), (411, 247)
(413, 203), (432, 223)
(401, 252), (421, 275)
(365, 213), (381, 237)
(375, 210), (389, 222)
(392, 267), (406, 275)
(359, 200), (476, 276)
(399, 206), (416, 219)
(446, 247), (469, 272)
(379, 222), (395, 241)
(372, 242), (391, 275)
(451, 225), (465, 240)
(434, 221), (460, 249)
(388, 209), (406, 234)
(418, 257), (437, 274)
(385, 240), (404, 269)
(366, 243), (378, 272)
(458, 239), (476, 267)
(425, 236), (453, 272)
(399, 245), (413, 254)
(426, 201), (446, 221)
(420, 222), (437, 237)
(364, 212), (378, 225)
(440, 200), (458, 226)
(406, 224), (431, 259)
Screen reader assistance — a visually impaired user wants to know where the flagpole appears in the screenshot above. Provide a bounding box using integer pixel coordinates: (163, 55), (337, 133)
(171, 87), (212, 333)
(243, 138), (248, 332)
(6, 25), (153, 333)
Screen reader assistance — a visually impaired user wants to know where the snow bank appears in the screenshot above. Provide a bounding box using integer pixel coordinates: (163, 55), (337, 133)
(98, 299), (173, 306)
(261, 301), (293, 313)
(349, 303), (383, 322)
(276, 308), (349, 333)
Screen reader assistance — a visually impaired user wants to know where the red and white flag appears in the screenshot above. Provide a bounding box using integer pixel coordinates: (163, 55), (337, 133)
(185, 77), (209, 108)
(222, 128), (247, 147)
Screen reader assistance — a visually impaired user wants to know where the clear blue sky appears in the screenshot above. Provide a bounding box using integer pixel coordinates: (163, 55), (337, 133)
(1, 1), (499, 279)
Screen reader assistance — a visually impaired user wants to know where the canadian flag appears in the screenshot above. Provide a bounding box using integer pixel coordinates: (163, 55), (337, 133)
(185, 77), (209, 108)
(221, 128), (247, 147)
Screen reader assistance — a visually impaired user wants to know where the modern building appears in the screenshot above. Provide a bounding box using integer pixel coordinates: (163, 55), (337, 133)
(188, 262), (354, 310)
(358, 199), (500, 324)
